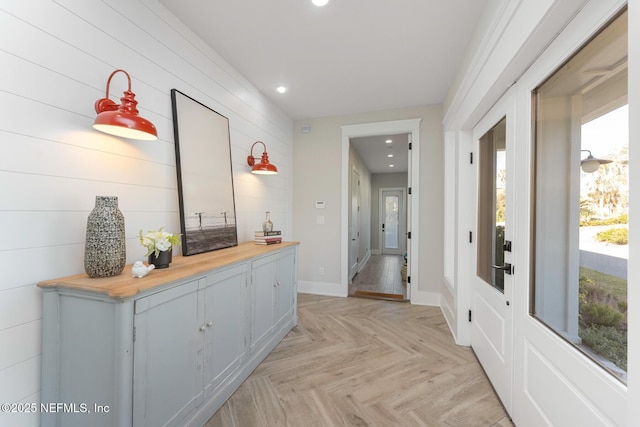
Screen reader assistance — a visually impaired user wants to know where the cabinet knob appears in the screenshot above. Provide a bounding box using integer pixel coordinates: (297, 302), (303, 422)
(199, 325), (206, 332)
(206, 321), (213, 327)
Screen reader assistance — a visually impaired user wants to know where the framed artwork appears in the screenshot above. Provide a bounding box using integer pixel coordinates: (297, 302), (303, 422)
(170, 89), (238, 255)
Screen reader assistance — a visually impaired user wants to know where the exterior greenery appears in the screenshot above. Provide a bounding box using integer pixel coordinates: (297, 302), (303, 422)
(578, 267), (627, 371)
(595, 227), (628, 245)
(580, 213), (628, 227)
(577, 151), (628, 375)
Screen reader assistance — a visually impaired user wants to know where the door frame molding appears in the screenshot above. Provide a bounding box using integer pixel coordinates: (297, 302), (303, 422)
(349, 167), (361, 280)
(341, 119), (423, 303)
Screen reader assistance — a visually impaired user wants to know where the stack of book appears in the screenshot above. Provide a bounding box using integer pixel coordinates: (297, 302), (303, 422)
(254, 230), (282, 245)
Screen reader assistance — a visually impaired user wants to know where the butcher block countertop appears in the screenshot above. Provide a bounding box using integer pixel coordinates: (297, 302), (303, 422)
(38, 241), (299, 299)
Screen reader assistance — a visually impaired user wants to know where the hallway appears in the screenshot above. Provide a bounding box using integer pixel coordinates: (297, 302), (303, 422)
(349, 254), (406, 300)
(206, 293), (511, 426)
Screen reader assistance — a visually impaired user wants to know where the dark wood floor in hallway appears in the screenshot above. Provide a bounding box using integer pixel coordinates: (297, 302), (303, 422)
(205, 293), (512, 427)
(349, 254), (406, 299)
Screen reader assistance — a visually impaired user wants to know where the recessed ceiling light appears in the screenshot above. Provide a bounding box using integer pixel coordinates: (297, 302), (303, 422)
(385, 139), (392, 144)
(389, 164), (395, 168)
(312, 0), (329, 6)
(276, 86), (287, 94)
(387, 154), (394, 158)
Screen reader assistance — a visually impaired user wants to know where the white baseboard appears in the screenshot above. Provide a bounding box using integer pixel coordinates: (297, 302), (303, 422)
(440, 296), (457, 342)
(409, 289), (441, 306)
(298, 280), (347, 297)
(358, 251), (371, 272)
(371, 249), (381, 255)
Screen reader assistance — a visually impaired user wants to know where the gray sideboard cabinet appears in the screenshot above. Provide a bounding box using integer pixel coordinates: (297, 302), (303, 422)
(250, 247), (295, 353)
(38, 241), (299, 427)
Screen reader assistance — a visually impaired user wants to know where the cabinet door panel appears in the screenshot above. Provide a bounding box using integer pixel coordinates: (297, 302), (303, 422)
(275, 250), (295, 328)
(133, 283), (202, 427)
(204, 265), (247, 395)
(250, 256), (276, 351)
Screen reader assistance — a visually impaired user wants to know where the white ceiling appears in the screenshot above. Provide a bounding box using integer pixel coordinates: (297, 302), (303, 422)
(351, 133), (410, 174)
(159, 0), (487, 121)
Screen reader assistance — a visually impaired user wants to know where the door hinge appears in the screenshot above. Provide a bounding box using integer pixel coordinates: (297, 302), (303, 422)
(409, 142), (412, 150)
(407, 231), (411, 239)
(133, 326), (136, 342)
(408, 187), (412, 195)
(468, 310), (472, 322)
(469, 231), (473, 243)
(470, 152), (473, 164)
(407, 276), (411, 284)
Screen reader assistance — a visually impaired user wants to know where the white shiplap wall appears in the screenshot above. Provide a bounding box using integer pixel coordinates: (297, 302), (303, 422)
(0, 0), (293, 424)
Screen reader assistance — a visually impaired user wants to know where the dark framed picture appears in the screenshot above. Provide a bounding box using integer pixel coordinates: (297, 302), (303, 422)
(170, 89), (238, 255)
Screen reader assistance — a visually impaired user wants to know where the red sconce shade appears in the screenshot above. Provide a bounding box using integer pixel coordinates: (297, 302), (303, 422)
(93, 69), (158, 141)
(247, 141), (278, 175)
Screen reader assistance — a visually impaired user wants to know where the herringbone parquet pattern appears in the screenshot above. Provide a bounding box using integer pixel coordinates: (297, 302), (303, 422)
(205, 294), (512, 427)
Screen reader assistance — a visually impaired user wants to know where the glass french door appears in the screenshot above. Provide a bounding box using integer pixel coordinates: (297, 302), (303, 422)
(381, 188), (405, 255)
(471, 105), (514, 415)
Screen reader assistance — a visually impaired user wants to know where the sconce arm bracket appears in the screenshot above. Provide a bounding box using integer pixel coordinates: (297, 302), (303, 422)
(94, 69), (134, 114)
(247, 141), (268, 166)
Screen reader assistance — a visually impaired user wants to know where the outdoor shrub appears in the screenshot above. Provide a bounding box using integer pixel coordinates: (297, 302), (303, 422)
(595, 227), (628, 244)
(580, 266), (627, 300)
(580, 325), (627, 371)
(618, 300), (627, 313)
(580, 303), (624, 328)
(580, 279), (614, 305)
(580, 213), (628, 227)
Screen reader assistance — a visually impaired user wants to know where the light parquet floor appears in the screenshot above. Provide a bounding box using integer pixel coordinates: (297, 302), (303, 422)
(349, 254), (406, 298)
(205, 294), (512, 427)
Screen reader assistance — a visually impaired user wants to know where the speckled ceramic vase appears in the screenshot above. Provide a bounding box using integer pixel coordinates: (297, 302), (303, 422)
(84, 196), (126, 278)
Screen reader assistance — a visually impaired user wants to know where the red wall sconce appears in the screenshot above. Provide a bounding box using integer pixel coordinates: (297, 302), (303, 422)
(93, 69), (158, 141)
(247, 141), (278, 175)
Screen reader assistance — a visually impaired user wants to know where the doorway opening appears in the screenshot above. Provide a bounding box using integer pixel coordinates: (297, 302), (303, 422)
(342, 119), (420, 302)
(349, 185), (408, 301)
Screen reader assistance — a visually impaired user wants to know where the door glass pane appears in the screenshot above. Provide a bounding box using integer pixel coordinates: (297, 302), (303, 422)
(384, 195), (399, 249)
(532, 10), (628, 383)
(477, 117), (507, 292)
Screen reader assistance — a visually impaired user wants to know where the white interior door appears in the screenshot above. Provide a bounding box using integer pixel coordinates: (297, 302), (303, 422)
(470, 106), (514, 413)
(380, 188), (406, 255)
(349, 169), (360, 279)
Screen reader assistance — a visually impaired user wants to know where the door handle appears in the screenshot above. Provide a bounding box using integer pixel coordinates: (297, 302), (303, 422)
(491, 263), (512, 275)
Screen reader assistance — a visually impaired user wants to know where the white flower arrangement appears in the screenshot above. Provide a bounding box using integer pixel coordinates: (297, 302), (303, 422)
(139, 227), (181, 257)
